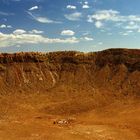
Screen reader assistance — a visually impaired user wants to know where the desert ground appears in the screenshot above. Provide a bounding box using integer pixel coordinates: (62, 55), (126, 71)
(0, 93), (140, 140)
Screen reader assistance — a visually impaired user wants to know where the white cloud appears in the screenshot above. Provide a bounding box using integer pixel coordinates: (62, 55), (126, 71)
(122, 21), (140, 33)
(124, 24), (139, 30)
(84, 1), (88, 5)
(35, 17), (57, 23)
(0, 24), (6, 28)
(123, 21), (140, 30)
(0, 31), (79, 47)
(0, 24), (7, 28)
(127, 30), (133, 33)
(129, 21), (135, 25)
(7, 25), (12, 28)
(61, 30), (75, 36)
(29, 6), (39, 11)
(128, 15), (140, 22)
(119, 30), (134, 36)
(13, 29), (26, 35)
(28, 12), (62, 24)
(95, 21), (103, 28)
(0, 24), (12, 28)
(88, 9), (140, 23)
(66, 5), (76, 9)
(0, 24), (12, 29)
(87, 9), (140, 32)
(29, 29), (44, 34)
(82, 5), (89, 9)
(88, 10), (120, 22)
(64, 12), (82, 21)
(122, 33), (129, 36)
(84, 37), (94, 41)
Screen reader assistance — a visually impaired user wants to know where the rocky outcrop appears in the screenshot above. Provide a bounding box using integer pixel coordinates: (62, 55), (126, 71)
(0, 49), (139, 98)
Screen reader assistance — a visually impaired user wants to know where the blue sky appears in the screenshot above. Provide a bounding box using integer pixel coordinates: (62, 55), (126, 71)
(0, 0), (140, 52)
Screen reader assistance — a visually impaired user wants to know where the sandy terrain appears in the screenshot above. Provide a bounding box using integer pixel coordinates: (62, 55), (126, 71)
(0, 94), (139, 140)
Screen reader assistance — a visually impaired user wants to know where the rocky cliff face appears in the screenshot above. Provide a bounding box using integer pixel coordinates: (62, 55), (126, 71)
(0, 49), (139, 97)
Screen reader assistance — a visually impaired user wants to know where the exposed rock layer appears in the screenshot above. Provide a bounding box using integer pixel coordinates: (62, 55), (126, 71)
(0, 49), (139, 97)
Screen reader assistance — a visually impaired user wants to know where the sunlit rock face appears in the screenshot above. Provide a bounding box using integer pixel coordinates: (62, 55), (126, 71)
(0, 49), (139, 97)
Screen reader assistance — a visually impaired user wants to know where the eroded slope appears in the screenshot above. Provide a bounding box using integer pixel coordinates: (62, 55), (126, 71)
(0, 49), (139, 140)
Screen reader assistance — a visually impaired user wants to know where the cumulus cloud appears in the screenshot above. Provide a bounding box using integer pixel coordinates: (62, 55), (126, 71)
(0, 24), (6, 28)
(95, 21), (103, 28)
(82, 5), (89, 9)
(28, 12), (62, 24)
(0, 24), (12, 28)
(29, 6), (39, 11)
(88, 9), (140, 23)
(66, 5), (76, 9)
(120, 21), (140, 33)
(87, 9), (140, 31)
(128, 15), (140, 22)
(64, 12), (82, 21)
(61, 30), (75, 36)
(7, 25), (12, 28)
(13, 29), (26, 35)
(82, 2), (89, 9)
(88, 10), (120, 22)
(0, 31), (79, 47)
(123, 21), (140, 31)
